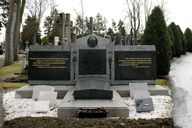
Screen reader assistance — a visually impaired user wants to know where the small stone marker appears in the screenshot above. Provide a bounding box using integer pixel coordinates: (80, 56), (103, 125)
(33, 101), (50, 113)
(134, 93), (154, 112)
(129, 83), (148, 98)
(38, 91), (57, 107)
(129, 83), (154, 112)
(32, 85), (54, 100)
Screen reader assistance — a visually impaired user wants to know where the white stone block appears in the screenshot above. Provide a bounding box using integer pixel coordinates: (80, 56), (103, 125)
(129, 83), (148, 98)
(33, 101), (50, 113)
(32, 85), (54, 100)
(38, 91), (57, 107)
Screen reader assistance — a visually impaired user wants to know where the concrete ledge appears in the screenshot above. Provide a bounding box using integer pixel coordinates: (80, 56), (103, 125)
(15, 85), (73, 99)
(58, 90), (129, 118)
(112, 85), (170, 97)
(15, 85), (170, 99)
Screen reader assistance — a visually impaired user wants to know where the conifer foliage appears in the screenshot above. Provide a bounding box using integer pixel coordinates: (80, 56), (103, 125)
(185, 28), (192, 52)
(142, 6), (171, 76)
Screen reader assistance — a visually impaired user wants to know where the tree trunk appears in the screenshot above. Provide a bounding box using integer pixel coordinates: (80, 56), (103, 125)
(13, 0), (26, 61)
(13, 17), (21, 61)
(4, 1), (17, 66)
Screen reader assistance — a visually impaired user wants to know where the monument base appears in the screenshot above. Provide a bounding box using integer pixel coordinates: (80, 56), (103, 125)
(58, 89), (129, 118)
(15, 85), (170, 99)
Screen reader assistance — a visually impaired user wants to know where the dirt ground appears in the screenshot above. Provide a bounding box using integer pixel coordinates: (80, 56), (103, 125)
(3, 117), (175, 128)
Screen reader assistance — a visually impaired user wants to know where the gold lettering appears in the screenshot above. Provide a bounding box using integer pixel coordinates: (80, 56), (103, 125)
(31, 58), (69, 69)
(118, 57), (152, 69)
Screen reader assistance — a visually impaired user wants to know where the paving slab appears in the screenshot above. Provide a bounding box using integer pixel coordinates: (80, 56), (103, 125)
(15, 85), (73, 99)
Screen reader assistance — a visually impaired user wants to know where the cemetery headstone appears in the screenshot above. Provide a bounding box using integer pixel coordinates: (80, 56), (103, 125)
(32, 85), (54, 100)
(38, 91), (57, 107)
(28, 50), (71, 81)
(114, 45), (156, 84)
(72, 35), (113, 99)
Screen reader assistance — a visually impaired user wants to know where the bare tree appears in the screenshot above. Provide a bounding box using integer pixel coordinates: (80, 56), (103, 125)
(43, 0), (58, 42)
(158, 0), (169, 22)
(74, 0), (85, 36)
(125, 0), (142, 45)
(25, 0), (48, 43)
(26, 0), (48, 22)
(143, 0), (152, 25)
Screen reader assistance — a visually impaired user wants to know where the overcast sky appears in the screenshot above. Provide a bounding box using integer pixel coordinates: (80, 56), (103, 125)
(55, 0), (192, 31)
(0, 0), (192, 42)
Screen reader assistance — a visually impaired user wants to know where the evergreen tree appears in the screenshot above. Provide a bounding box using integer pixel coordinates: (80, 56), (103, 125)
(117, 20), (126, 36)
(21, 16), (41, 47)
(169, 22), (182, 57)
(106, 28), (115, 42)
(93, 13), (107, 36)
(185, 28), (192, 52)
(44, 9), (58, 43)
(75, 15), (86, 36)
(142, 6), (171, 76)
(177, 25), (187, 54)
(167, 27), (174, 58)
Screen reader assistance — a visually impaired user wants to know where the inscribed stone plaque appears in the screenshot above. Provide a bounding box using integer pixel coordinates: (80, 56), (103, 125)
(38, 91), (57, 107)
(134, 97), (154, 112)
(28, 51), (70, 81)
(115, 51), (156, 80)
(79, 50), (106, 75)
(32, 85), (54, 100)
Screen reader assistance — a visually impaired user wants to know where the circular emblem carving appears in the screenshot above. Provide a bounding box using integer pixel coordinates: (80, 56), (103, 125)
(87, 36), (98, 48)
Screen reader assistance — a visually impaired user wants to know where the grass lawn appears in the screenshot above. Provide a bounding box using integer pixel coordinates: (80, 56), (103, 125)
(0, 62), (22, 76)
(156, 79), (167, 86)
(0, 82), (27, 89)
(0, 62), (26, 89)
